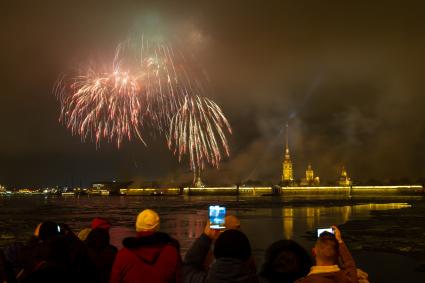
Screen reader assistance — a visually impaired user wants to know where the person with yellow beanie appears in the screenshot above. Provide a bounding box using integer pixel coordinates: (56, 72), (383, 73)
(110, 209), (182, 283)
(135, 209), (160, 232)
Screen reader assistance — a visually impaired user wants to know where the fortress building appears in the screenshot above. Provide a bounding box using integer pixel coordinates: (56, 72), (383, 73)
(280, 123), (351, 187)
(306, 163), (314, 182)
(300, 163), (320, 186)
(281, 123), (294, 184)
(338, 166), (352, 186)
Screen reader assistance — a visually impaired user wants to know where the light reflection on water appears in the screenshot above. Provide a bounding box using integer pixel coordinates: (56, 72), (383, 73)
(222, 202), (412, 264)
(0, 195), (414, 264)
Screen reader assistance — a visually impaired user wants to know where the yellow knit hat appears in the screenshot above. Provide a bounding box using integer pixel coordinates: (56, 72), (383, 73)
(136, 209), (160, 232)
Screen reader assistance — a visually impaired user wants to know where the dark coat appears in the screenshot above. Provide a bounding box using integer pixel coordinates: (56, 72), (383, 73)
(19, 235), (74, 283)
(61, 231), (96, 280)
(15, 233), (96, 283)
(0, 248), (16, 283)
(110, 231), (182, 283)
(259, 239), (312, 283)
(183, 234), (258, 283)
(2, 237), (39, 277)
(86, 228), (117, 283)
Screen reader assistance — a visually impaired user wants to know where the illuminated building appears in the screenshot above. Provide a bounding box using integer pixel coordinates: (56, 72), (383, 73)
(194, 176), (205, 188)
(338, 166), (352, 186)
(279, 124), (360, 187)
(91, 181), (132, 195)
(306, 164), (314, 182)
(281, 123), (294, 184)
(300, 163), (320, 186)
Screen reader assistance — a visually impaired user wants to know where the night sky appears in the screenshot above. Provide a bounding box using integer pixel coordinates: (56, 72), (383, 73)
(1, 1), (425, 187)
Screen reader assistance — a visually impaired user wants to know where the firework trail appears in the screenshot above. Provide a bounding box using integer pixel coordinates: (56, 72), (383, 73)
(168, 95), (232, 176)
(56, 36), (232, 178)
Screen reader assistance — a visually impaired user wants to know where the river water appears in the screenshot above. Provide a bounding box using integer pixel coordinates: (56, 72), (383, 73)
(0, 194), (424, 282)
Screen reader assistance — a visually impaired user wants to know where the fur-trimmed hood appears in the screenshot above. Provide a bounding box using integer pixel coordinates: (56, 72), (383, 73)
(122, 232), (179, 265)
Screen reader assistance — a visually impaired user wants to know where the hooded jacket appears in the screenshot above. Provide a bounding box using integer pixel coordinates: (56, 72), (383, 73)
(183, 233), (258, 283)
(109, 232), (181, 283)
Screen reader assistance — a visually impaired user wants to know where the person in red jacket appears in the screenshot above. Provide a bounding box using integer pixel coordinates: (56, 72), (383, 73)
(110, 209), (182, 283)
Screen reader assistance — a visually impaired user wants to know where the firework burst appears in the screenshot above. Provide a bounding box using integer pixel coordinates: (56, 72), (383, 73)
(57, 68), (145, 148)
(55, 36), (232, 178)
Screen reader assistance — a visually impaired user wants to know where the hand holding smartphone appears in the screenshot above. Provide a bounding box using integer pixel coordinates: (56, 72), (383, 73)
(317, 227), (334, 237)
(209, 205), (226, 229)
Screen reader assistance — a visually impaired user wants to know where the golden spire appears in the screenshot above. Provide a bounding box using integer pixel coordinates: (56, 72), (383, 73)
(282, 122), (294, 183)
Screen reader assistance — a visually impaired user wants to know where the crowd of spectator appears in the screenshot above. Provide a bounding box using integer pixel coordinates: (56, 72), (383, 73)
(0, 209), (369, 283)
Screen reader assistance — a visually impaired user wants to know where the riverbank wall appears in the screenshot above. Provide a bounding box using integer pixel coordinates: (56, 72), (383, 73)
(117, 185), (423, 196)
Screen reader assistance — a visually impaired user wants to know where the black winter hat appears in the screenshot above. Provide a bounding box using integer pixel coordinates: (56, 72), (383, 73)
(38, 221), (60, 241)
(214, 229), (251, 261)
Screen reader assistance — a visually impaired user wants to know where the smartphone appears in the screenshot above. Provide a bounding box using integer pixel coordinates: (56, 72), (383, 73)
(317, 227), (334, 237)
(209, 205), (226, 229)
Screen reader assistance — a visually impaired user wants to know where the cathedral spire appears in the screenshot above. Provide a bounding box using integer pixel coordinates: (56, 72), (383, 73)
(282, 122), (294, 183)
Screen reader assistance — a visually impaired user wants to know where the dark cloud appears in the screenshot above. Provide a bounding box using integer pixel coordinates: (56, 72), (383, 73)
(1, 1), (425, 186)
